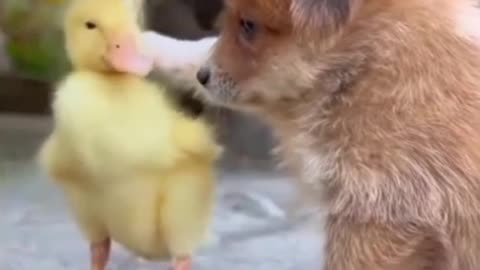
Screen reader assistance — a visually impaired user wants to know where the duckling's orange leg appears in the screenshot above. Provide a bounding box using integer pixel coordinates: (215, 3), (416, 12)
(171, 256), (192, 270)
(90, 238), (111, 270)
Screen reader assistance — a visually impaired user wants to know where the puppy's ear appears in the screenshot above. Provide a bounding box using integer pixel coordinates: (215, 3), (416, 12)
(290, 0), (355, 33)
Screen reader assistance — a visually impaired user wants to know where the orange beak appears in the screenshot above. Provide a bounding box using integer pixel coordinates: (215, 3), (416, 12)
(105, 34), (153, 77)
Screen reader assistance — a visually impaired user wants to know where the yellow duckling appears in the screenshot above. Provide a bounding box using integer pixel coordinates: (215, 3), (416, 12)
(38, 0), (222, 269)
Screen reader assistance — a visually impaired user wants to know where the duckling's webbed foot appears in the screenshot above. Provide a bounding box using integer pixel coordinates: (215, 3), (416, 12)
(90, 238), (111, 270)
(171, 256), (192, 270)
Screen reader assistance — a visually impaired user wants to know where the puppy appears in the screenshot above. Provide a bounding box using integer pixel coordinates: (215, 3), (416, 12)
(148, 0), (480, 269)
(196, 0), (480, 269)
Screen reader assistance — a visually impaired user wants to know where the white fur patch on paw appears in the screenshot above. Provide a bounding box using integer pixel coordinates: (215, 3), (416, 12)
(455, 1), (480, 44)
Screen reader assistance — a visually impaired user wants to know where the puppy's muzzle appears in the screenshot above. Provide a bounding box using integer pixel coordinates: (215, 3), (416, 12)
(196, 66), (211, 86)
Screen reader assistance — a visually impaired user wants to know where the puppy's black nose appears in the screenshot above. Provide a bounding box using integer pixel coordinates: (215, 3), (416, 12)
(196, 67), (211, 86)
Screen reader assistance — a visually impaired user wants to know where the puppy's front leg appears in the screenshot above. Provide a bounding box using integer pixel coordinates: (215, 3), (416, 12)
(141, 31), (217, 92)
(324, 217), (454, 270)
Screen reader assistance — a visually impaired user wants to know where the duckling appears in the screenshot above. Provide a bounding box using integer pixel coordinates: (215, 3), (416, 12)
(38, 0), (221, 269)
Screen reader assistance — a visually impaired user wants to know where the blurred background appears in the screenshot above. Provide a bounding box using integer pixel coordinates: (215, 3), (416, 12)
(0, 0), (277, 172)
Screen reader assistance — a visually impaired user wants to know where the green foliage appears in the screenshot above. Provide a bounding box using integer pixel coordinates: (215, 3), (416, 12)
(7, 33), (69, 81)
(1, 0), (70, 81)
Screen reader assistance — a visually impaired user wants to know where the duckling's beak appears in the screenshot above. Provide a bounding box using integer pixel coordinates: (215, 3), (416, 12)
(104, 34), (154, 77)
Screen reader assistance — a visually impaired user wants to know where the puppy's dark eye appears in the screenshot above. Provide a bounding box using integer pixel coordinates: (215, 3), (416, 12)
(85, 21), (97, 30)
(239, 18), (257, 41)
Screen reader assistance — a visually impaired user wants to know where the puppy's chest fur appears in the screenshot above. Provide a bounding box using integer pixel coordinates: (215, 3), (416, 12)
(273, 128), (337, 203)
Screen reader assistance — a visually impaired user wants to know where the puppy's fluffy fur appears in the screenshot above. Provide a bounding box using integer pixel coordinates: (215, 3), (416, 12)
(153, 0), (480, 269)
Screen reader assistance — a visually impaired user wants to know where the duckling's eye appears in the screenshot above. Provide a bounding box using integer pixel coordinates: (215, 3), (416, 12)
(85, 21), (97, 30)
(239, 18), (258, 42)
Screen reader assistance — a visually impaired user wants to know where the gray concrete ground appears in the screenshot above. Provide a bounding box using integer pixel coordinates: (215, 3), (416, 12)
(0, 115), (324, 270)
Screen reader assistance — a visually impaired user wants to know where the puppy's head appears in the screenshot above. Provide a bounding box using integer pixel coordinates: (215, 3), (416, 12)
(196, 0), (359, 110)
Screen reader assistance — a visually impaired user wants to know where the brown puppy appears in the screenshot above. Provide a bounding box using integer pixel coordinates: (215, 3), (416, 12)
(195, 0), (480, 269)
